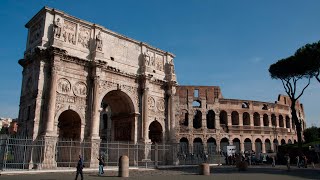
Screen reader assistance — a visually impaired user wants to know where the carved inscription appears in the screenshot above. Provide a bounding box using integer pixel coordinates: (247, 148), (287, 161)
(73, 82), (87, 97)
(57, 78), (71, 94)
(56, 93), (86, 106)
(62, 21), (76, 45)
(78, 26), (90, 48)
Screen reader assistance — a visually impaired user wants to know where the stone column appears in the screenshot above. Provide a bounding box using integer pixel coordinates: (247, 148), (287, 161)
(202, 110), (207, 129)
(133, 113), (139, 143)
(288, 117), (292, 130)
(239, 113), (243, 126)
(229, 138), (233, 146)
(262, 142), (266, 153)
(89, 75), (101, 168)
(252, 142), (256, 152)
(270, 141), (274, 152)
(42, 136), (58, 169)
(227, 114), (232, 127)
(142, 88), (150, 142)
(276, 116), (279, 128)
(91, 76), (100, 139)
(250, 114), (254, 127)
(215, 112), (220, 130)
(268, 115), (272, 127)
(188, 110), (193, 130)
(168, 87), (176, 142)
(260, 116), (264, 127)
(45, 64), (59, 136)
(240, 142), (245, 153)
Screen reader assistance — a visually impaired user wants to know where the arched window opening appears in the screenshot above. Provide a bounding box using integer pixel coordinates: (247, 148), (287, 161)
(193, 110), (202, 129)
(286, 116), (290, 129)
(192, 100), (201, 108)
(207, 138), (217, 155)
(219, 111), (227, 125)
(262, 104), (268, 110)
(242, 102), (250, 108)
(206, 110), (215, 129)
(263, 114), (269, 127)
(180, 109), (188, 126)
(271, 114), (277, 127)
(254, 112), (260, 126)
(243, 112), (250, 125)
(231, 111), (239, 125)
(279, 115), (284, 127)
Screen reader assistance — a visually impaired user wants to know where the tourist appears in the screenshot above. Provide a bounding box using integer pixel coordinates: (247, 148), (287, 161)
(97, 155), (105, 176)
(303, 155), (308, 168)
(75, 155), (84, 180)
(285, 153), (290, 171)
(296, 155), (300, 168)
(272, 156), (276, 167)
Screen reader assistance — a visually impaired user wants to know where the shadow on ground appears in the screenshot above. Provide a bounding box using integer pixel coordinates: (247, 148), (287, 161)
(155, 165), (320, 179)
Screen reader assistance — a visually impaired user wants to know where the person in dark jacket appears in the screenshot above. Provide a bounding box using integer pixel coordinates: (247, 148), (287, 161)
(97, 155), (105, 175)
(75, 155), (84, 180)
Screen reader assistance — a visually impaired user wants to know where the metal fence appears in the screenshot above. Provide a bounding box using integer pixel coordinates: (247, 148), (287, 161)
(0, 135), (180, 171)
(0, 135), (224, 171)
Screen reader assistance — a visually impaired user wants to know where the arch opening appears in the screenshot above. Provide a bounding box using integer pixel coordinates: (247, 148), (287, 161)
(56, 110), (81, 167)
(149, 121), (163, 143)
(100, 90), (135, 142)
(206, 110), (215, 129)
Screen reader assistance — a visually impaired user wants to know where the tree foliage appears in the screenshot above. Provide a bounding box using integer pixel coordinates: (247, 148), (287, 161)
(294, 41), (320, 83)
(303, 126), (320, 143)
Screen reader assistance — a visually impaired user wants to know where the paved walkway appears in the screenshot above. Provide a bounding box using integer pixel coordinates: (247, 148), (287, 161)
(1, 165), (319, 180)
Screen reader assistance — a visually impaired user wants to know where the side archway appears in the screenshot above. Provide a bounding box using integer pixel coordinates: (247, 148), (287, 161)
(149, 121), (163, 143)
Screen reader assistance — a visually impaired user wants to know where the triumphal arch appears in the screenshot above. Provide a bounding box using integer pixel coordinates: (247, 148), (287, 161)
(18, 7), (177, 168)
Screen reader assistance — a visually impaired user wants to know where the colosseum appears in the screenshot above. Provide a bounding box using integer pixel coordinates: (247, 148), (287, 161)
(11, 7), (305, 168)
(175, 86), (305, 157)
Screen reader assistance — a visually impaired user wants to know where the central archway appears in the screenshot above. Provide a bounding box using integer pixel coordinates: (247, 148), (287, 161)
(100, 90), (135, 142)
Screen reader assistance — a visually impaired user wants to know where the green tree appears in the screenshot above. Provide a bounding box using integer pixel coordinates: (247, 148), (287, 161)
(294, 41), (320, 83)
(303, 126), (319, 143)
(269, 56), (311, 151)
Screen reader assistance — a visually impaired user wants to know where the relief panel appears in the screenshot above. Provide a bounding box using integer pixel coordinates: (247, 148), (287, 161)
(62, 20), (76, 45)
(73, 81), (87, 97)
(78, 26), (91, 48)
(57, 78), (71, 94)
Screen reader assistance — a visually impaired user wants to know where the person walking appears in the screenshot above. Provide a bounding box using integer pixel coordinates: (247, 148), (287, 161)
(296, 155), (300, 168)
(271, 156), (276, 167)
(97, 155), (105, 176)
(75, 155), (84, 180)
(285, 154), (290, 171)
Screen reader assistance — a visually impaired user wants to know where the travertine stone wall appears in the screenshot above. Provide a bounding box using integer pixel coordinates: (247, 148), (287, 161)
(175, 86), (305, 154)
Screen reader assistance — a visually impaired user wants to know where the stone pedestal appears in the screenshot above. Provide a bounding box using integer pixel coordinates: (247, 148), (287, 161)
(118, 155), (129, 177)
(199, 163), (210, 175)
(42, 136), (58, 169)
(88, 139), (101, 168)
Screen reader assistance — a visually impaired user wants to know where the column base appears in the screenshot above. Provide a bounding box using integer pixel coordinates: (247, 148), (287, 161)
(87, 138), (101, 168)
(41, 136), (58, 169)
